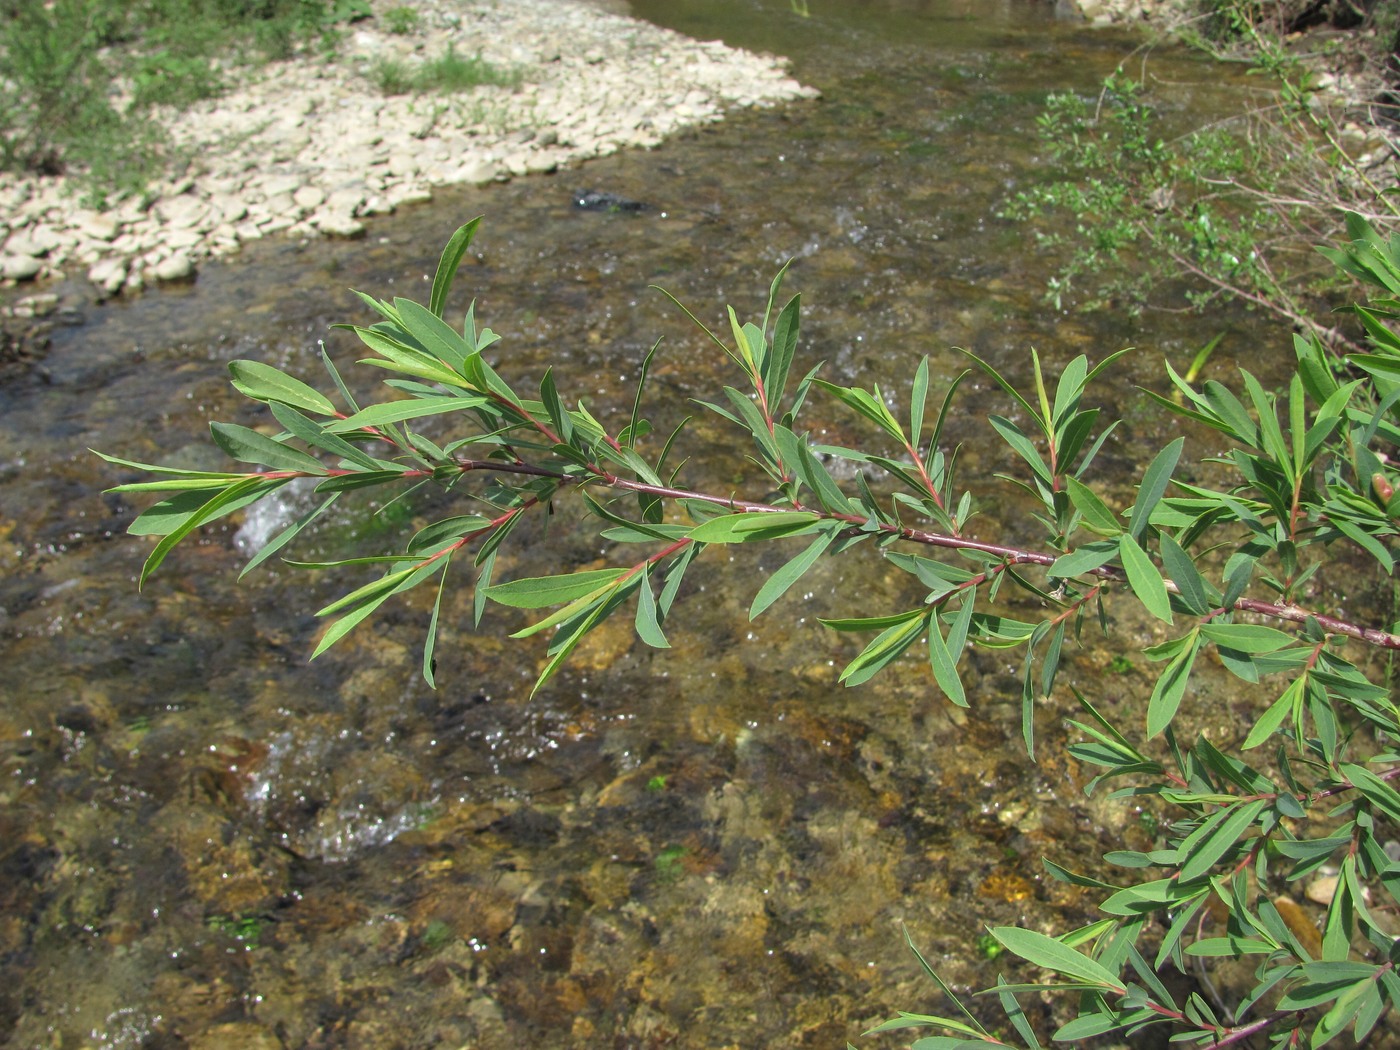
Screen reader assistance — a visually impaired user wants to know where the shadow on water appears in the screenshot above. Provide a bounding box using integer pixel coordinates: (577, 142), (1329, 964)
(0, 1), (1304, 1047)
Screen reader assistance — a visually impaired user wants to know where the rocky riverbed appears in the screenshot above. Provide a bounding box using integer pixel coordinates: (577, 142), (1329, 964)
(0, 0), (816, 300)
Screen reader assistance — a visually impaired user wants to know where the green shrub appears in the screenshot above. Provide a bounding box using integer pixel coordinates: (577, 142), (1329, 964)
(0, 0), (373, 195)
(382, 5), (419, 35)
(103, 214), (1400, 1046)
(1008, 42), (1398, 339)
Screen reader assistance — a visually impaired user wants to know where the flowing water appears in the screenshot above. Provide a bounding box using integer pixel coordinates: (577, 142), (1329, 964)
(0, 1), (1316, 1047)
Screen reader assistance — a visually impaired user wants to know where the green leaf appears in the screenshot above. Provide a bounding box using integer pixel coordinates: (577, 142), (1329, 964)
(428, 216), (481, 319)
(407, 515), (492, 554)
(1065, 476), (1122, 535)
(1340, 763), (1400, 822)
(1127, 437), (1183, 540)
(813, 379), (906, 443)
(1178, 798), (1268, 882)
(1157, 533), (1213, 616)
(422, 558), (450, 688)
(927, 601), (969, 707)
(140, 477), (280, 586)
(487, 567), (630, 609)
(797, 444), (856, 514)
(351, 325), (468, 387)
(210, 422), (328, 474)
(1199, 623), (1296, 653)
(1118, 533), (1172, 624)
(910, 356), (930, 450)
(395, 297), (472, 373)
(1050, 539), (1119, 579)
(128, 485), (265, 536)
(1242, 678), (1305, 750)
(634, 566), (670, 649)
(229, 360), (337, 415)
(325, 395), (488, 432)
(240, 493), (338, 578)
(267, 402), (390, 472)
(1184, 937), (1278, 957)
(821, 610), (926, 632)
(750, 526), (838, 620)
(838, 611), (926, 686)
(989, 927), (1123, 989)
(767, 293), (801, 408)
(687, 511), (818, 544)
(1146, 631), (1201, 737)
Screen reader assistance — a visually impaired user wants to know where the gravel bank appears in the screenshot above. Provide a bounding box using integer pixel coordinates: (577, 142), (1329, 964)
(0, 0), (817, 299)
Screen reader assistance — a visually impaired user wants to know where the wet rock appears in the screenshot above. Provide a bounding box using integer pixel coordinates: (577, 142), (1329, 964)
(461, 160), (500, 184)
(313, 211), (365, 238)
(188, 1022), (283, 1050)
(1, 255), (41, 281)
(87, 258), (127, 296)
(154, 253), (195, 283)
(4, 234), (46, 257)
(159, 804), (290, 914)
(292, 185), (325, 210)
(11, 292), (57, 318)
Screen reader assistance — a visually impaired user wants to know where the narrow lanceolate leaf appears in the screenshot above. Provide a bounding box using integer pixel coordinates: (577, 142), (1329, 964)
(487, 567), (630, 609)
(634, 567), (670, 649)
(988, 927), (1124, 990)
(1050, 539), (1119, 579)
(325, 395), (489, 432)
(750, 526), (839, 620)
(313, 559), (445, 659)
(352, 326), (467, 387)
(240, 493), (339, 579)
(1118, 533), (1172, 624)
(766, 294), (801, 408)
(1157, 533), (1212, 616)
(812, 380), (906, 443)
(394, 297), (472, 373)
(1242, 677), (1305, 750)
(1199, 623), (1296, 653)
(909, 356), (930, 450)
(428, 216), (481, 319)
(407, 515), (492, 554)
(229, 360), (337, 415)
(1065, 476), (1122, 535)
(129, 485), (268, 536)
(927, 602), (968, 707)
(798, 444), (856, 514)
(210, 422), (328, 474)
(1340, 763), (1400, 822)
(268, 402), (390, 471)
(1178, 798), (1269, 882)
(687, 510), (819, 544)
(1126, 437), (1184, 540)
(140, 477), (280, 586)
(838, 611), (925, 686)
(1147, 630), (1201, 738)
(422, 558), (451, 688)
(539, 369), (574, 446)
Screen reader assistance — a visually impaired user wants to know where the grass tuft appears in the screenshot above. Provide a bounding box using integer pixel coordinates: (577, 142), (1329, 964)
(371, 46), (520, 96)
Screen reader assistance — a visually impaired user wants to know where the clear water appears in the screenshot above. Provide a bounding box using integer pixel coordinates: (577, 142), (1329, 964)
(0, 2), (1305, 1047)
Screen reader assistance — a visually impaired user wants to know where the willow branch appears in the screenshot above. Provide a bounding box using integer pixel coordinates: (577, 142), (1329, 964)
(447, 457), (1400, 651)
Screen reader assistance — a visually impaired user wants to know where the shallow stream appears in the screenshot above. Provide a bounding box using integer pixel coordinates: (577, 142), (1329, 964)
(0, 1), (1315, 1047)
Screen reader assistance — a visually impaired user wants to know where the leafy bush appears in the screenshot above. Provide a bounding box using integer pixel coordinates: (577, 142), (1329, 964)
(102, 215), (1400, 1046)
(1006, 35), (1398, 340)
(381, 5), (419, 36)
(0, 0), (371, 197)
